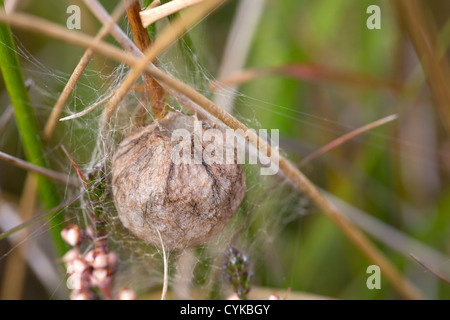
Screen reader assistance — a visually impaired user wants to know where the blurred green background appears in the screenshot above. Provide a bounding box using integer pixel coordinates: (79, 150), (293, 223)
(0, 0), (450, 299)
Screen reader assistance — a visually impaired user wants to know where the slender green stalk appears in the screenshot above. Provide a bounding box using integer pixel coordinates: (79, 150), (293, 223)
(0, 1), (67, 255)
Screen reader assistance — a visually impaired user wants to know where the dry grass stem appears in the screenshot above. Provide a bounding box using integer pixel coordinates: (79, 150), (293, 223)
(0, 9), (425, 300)
(59, 92), (114, 121)
(124, 0), (165, 120)
(139, 0), (204, 28)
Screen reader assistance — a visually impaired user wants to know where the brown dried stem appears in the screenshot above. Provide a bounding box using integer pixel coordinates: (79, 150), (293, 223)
(0, 9), (425, 300)
(123, 0), (165, 121)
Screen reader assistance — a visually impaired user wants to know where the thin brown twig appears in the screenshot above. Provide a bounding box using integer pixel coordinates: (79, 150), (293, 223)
(59, 92), (114, 121)
(300, 114), (399, 166)
(0, 10), (426, 300)
(124, 0), (165, 121)
(0, 151), (79, 187)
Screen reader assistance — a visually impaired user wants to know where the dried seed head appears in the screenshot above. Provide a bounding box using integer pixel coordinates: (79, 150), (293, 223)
(61, 225), (84, 246)
(112, 112), (246, 251)
(70, 289), (95, 300)
(107, 252), (118, 273)
(85, 248), (108, 269)
(62, 247), (81, 263)
(90, 268), (110, 288)
(117, 287), (137, 300)
(85, 225), (96, 239)
(226, 292), (241, 300)
(267, 293), (282, 300)
(67, 271), (90, 291)
(67, 258), (89, 274)
(84, 249), (98, 264)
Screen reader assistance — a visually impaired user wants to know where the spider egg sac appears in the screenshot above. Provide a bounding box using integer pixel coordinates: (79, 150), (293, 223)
(111, 112), (246, 250)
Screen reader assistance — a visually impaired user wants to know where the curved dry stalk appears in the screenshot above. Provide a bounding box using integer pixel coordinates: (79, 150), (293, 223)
(59, 92), (114, 121)
(0, 151), (79, 187)
(139, 0), (204, 28)
(0, 10), (426, 300)
(101, 0), (226, 129)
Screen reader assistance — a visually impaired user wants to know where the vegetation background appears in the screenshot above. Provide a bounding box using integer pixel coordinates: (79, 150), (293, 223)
(0, 0), (449, 299)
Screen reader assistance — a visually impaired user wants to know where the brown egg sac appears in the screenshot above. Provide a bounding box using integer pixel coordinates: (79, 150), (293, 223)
(111, 112), (246, 251)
